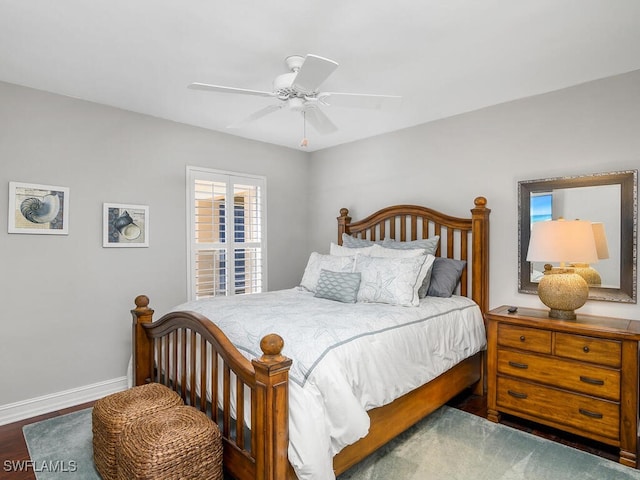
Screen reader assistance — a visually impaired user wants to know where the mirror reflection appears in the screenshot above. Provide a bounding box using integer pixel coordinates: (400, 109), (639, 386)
(529, 185), (621, 288)
(519, 170), (637, 304)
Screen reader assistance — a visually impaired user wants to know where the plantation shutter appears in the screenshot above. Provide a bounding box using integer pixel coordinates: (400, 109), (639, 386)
(188, 167), (265, 300)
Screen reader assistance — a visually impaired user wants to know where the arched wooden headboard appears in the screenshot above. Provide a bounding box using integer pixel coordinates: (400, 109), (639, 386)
(337, 197), (490, 313)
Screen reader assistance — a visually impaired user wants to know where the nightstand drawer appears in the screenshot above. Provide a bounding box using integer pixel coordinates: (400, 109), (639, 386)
(496, 377), (620, 440)
(555, 333), (621, 368)
(497, 349), (620, 401)
(497, 324), (551, 354)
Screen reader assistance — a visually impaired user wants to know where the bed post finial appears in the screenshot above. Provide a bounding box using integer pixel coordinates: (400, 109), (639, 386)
(252, 334), (292, 480)
(259, 333), (287, 363)
(471, 197), (490, 314)
(337, 208), (352, 245)
(131, 295), (155, 386)
(134, 294), (149, 309)
(474, 196), (487, 208)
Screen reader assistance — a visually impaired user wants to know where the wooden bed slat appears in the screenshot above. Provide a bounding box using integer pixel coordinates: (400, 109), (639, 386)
(236, 376), (245, 448)
(212, 348), (218, 424)
(223, 364), (231, 438)
(199, 336), (207, 412)
(181, 328), (187, 400)
(189, 331), (197, 406)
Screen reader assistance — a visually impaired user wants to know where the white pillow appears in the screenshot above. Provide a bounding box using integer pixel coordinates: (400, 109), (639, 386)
(330, 242), (375, 257)
(354, 254), (435, 307)
(300, 252), (356, 292)
(369, 244), (426, 258)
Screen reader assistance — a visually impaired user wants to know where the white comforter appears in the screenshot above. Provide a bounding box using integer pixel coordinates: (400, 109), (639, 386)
(172, 288), (486, 480)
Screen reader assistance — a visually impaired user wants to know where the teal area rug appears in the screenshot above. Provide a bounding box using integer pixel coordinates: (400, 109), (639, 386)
(22, 406), (640, 480)
(22, 409), (98, 479)
(339, 407), (640, 480)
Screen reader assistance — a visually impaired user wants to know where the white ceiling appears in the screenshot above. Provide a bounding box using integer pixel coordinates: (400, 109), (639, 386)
(1, 1), (640, 152)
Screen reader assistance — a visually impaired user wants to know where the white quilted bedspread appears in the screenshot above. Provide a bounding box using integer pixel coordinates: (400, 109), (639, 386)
(173, 288), (486, 480)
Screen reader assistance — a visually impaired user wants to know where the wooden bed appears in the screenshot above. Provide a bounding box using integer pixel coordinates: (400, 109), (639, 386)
(131, 197), (490, 480)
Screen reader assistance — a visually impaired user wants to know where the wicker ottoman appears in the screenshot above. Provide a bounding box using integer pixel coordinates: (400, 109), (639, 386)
(92, 383), (183, 480)
(117, 405), (223, 480)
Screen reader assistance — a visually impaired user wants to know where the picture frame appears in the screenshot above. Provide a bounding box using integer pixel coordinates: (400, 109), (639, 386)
(103, 203), (149, 248)
(8, 182), (70, 235)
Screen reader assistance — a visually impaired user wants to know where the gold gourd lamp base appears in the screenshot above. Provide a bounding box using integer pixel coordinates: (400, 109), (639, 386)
(527, 219), (598, 321)
(538, 264), (589, 320)
(571, 262), (602, 286)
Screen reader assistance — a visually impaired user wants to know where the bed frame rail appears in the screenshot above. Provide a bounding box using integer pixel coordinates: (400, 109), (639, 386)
(132, 295), (292, 480)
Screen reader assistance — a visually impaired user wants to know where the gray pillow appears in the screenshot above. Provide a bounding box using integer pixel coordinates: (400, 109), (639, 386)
(341, 233), (384, 248)
(314, 269), (362, 303)
(418, 263), (435, 299)
(427, 257), (466, 297)
(382, 236), (440, 256)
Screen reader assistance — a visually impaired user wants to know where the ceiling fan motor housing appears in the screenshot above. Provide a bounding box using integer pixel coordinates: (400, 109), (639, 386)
(273, 72), (299, 98)
(274, 55), (312, 99)
(285, 55), (305, 72)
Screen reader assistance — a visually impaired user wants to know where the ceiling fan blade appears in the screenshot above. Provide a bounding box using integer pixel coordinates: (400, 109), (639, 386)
(292, 54), (339, 94)
(304, 106), (338, 135)
(188, 83), (276, 98)
(227, 104), (284, 129)
(319, 92), (402, 109)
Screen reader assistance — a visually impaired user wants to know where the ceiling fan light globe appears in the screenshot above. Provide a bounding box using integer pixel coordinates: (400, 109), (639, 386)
(288, 97), (305, 111)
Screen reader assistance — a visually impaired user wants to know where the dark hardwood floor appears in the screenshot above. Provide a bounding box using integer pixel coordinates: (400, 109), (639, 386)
(0, 392), (621, 479)
(0, 401), (95, 480)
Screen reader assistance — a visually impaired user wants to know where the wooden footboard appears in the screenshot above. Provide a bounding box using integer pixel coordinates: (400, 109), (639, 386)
(132, 294), (482, 480)
(132, 295), (292, 480)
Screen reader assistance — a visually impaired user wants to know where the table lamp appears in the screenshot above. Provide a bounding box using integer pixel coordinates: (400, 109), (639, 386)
(526, 219), (598, 319)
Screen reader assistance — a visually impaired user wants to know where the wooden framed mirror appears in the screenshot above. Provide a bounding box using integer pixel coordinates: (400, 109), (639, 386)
(518, 170), (637, 303)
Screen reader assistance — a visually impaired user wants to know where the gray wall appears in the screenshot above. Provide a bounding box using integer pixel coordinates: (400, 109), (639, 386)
(0, 81), (309, 405)
(308, 69), (640, 321)
(2, 68), (640, 410)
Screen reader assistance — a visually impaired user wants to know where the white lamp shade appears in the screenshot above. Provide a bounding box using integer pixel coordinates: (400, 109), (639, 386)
(527, 219), (598, 264)
(592, 222), (610, 260)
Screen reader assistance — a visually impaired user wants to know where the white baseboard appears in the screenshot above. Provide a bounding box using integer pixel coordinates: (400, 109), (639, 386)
(0, 377), (128, 426)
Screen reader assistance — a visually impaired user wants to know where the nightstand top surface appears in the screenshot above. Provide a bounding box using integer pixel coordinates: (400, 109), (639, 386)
(487, 305), (640, 339)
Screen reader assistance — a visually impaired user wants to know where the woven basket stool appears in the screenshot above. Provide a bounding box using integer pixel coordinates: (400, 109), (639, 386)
(92, 383), (183, 480)
(116, 405), (223, 480)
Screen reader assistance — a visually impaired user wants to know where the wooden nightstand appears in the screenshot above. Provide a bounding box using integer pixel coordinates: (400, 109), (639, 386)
(486, 305), (640, 468)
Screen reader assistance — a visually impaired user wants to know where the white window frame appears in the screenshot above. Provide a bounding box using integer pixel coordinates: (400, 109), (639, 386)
(186, 166), (267, 300)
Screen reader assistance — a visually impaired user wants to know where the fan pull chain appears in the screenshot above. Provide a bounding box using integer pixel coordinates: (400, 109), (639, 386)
(300, 111), (308, 148)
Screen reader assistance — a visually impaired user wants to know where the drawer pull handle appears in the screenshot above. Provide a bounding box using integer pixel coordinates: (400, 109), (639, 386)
(507, 390), (528, 399)
(579, 408), (603, 419)
(583, 346), (590, 353)
(519, 335), (526, 342)
(508, 361), (529, 369)
(580, 376), (604, 386)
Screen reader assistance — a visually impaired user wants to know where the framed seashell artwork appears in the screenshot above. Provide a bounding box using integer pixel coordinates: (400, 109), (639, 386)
(103, 203), (149, 247)
(8, 182), (70, 235)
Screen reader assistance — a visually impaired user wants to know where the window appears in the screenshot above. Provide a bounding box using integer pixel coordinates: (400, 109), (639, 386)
(531, 192), (552, 223)
(187, 167), (266, 300)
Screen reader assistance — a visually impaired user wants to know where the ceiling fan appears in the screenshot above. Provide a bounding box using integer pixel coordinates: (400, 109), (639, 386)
(188, 54), (401, 139)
